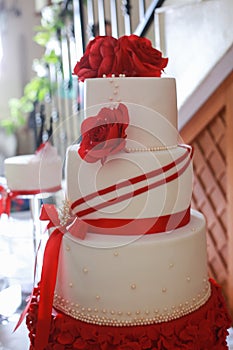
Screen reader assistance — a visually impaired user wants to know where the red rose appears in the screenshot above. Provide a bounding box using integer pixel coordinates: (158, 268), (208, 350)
(73, 35), (168, 81)
(73, 36), (118, 82)
(78, 103), (129, 164)
(113, 35), (168, 77)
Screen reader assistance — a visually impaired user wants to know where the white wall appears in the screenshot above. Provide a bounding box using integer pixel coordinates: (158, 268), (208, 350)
(0, 0), (43, 121)
(155, 0), (233, 128)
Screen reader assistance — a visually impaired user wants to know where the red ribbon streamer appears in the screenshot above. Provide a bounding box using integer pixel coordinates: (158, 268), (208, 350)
(34, 205), (89, 350)
(34, 228), (63, 350)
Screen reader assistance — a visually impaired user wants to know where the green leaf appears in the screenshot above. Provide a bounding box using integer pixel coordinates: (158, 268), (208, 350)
(34, 31), (51, 46)
(44, 50), (60, 64)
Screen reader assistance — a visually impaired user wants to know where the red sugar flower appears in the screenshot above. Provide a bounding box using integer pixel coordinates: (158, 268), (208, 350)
(78, 103), (129, 164)
(73, 34), (168, 81)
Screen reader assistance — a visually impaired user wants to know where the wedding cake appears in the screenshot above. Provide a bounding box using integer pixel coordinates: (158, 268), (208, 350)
(4, 142), (62, 193)
(25, 35), (231, 350)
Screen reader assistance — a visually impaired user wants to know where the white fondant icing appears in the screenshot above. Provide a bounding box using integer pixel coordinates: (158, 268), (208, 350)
(66, 144), (193, 220)
(54, 210), (210, 325)
(4, 143), (62, 191)
(84, 77), (178, 148)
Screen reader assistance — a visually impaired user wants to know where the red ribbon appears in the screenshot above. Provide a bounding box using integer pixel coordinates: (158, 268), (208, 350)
(85, 207), (190, 235)
(0, 185), (61, 216)
(35, 204), (88, 350)
(14, 204), (88, 350)
(0, 186), (13, 216)
(9, 185), (62, 196)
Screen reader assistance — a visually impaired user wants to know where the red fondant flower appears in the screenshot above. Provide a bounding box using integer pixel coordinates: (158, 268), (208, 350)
(78, 103), (129, 164)
(73, 36), (118, 82)
(73, 35), (168, 81)
(113, 35), (168, 77)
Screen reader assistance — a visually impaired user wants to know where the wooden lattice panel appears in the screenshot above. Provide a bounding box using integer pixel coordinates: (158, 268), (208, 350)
(191, 108), (228, 289)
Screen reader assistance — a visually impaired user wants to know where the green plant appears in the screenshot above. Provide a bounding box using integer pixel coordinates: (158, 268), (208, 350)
(0, 2), (64, 134)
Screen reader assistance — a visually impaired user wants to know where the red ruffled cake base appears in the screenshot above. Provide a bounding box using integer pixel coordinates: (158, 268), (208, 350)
(26, 279), (232, 350)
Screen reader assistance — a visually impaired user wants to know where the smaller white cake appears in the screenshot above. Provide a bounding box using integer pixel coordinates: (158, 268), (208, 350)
(4, 142), (62, 193)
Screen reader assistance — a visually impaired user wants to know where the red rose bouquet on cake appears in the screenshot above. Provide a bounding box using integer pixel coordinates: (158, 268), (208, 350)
(73, 34), (168, 81)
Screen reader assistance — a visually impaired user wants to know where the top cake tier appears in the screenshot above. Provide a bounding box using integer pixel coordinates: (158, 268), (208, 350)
(84, 77), (178, 148)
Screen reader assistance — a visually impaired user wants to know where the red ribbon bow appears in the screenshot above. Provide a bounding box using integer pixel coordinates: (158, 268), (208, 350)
(0, 185), (13, 216)
(15, 203), (87, 350)
(36, 204), (88, 350)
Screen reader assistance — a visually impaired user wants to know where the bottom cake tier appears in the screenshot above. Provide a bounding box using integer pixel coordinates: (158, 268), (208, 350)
(27, 279), (231, 350)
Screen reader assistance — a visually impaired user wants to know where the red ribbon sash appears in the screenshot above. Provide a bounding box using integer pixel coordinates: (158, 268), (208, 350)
(85, 207), (190, 235)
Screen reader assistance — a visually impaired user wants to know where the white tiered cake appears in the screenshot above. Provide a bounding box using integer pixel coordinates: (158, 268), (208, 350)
(4, 142), (62, 193)
(25, 35), (231, 350)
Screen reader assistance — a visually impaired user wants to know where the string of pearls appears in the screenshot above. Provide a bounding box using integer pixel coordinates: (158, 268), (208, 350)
(125, 145), (177, 153)
(53, 282), (211, 327)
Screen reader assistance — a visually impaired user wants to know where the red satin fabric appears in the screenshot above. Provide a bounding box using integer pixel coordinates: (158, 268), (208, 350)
(85, 207), (190, 235)
(0, 185), (61, 216)
(35, 228), (63, 350)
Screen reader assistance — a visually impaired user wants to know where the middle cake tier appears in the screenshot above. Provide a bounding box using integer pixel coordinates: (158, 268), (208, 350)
(66, 144), (193, 234)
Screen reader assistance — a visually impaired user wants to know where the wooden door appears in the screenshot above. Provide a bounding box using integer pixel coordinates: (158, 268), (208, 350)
(180, 71), (233, 316)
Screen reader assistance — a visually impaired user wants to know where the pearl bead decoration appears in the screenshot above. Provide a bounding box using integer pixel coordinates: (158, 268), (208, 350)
(102, 74), (126, 78)
(54, 281), (211, 326)
(125, 145), (177, 153)
(58, 200), (72, 226)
